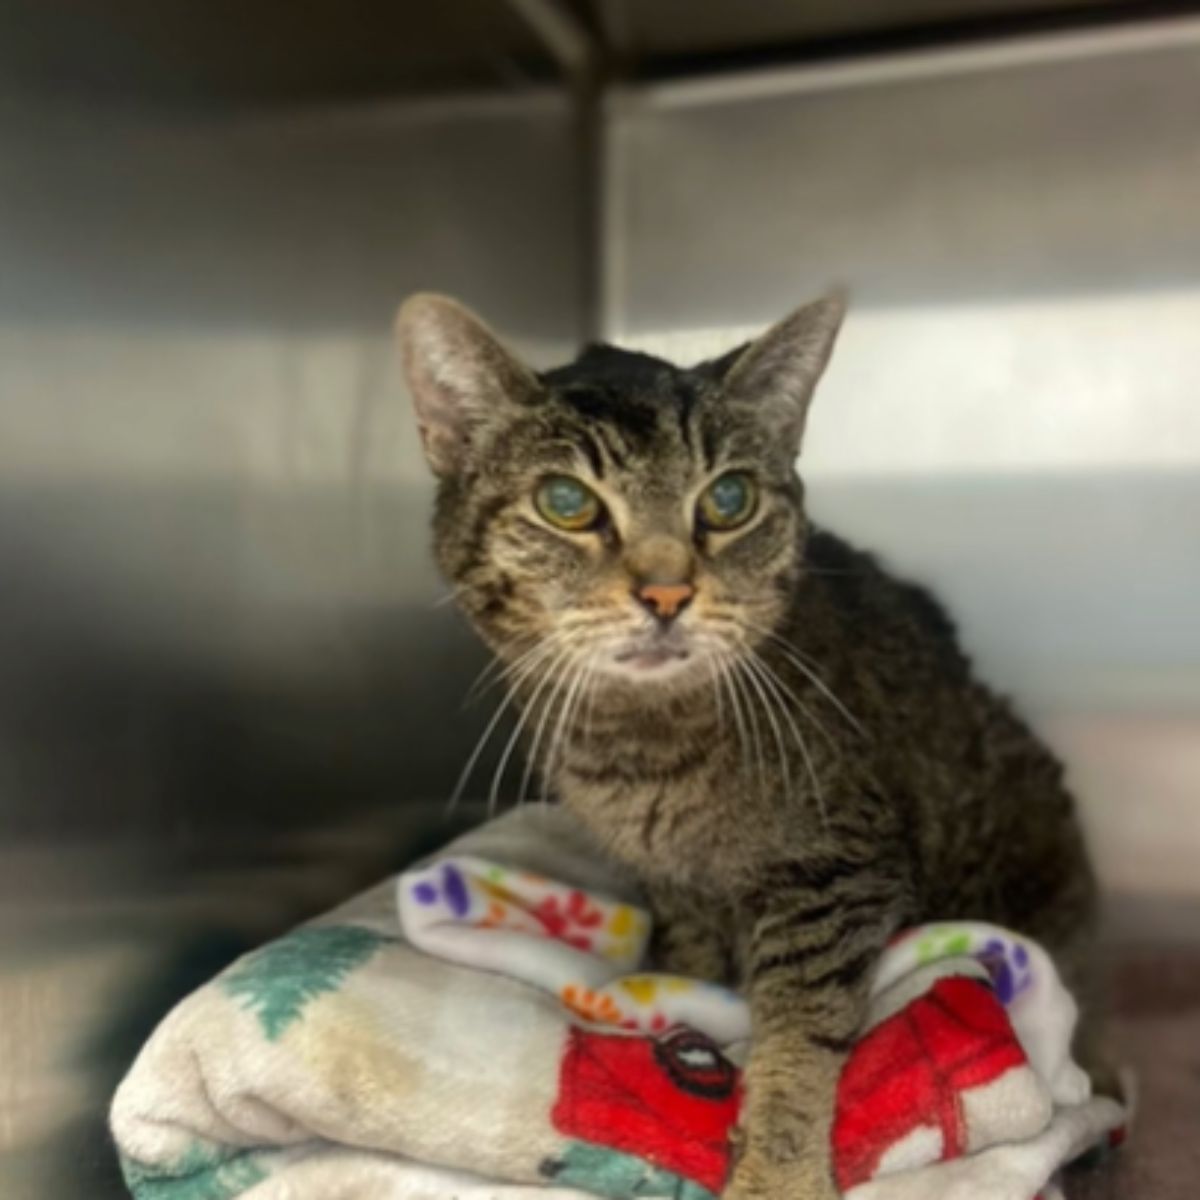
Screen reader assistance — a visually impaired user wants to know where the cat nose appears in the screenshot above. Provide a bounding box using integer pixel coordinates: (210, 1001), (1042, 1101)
(635, 582), (695, 623)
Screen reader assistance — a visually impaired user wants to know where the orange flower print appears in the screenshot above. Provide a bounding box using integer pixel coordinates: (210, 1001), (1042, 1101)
(476, 901), (508, 929)
(561, 984), (624, 1026)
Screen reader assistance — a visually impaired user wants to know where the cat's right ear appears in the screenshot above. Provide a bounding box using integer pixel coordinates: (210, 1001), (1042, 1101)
(395, 293), (540, 477)
(720, 291), (847, 451)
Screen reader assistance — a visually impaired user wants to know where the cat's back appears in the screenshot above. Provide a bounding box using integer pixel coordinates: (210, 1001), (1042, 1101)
(798, 525), (1062, 811)
(801, 527), (969, 692)
(800, 527), (1088, 925)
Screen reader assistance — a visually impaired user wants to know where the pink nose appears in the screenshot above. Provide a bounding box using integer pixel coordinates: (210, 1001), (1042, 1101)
(636, 582), (695, 620)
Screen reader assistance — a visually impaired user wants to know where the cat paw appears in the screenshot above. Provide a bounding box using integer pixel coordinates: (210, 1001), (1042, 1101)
(722, 1152), (841, 1200)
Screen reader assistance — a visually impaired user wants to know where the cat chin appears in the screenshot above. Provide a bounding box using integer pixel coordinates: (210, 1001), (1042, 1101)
(595, 649), (709, 689)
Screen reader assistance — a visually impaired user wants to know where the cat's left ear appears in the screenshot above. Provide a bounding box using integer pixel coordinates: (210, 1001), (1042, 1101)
(395, 293), (540, 477)
(721, 290), (846, 450)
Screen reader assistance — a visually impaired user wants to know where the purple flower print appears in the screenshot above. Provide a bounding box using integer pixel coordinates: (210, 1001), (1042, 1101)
(411, 863), (471, 917)
(978, 938), (1032, 1005)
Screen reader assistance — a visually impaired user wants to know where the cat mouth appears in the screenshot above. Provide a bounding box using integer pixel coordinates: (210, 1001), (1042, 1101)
(611, 634), (693, 674)
(613, 645), (690, 670)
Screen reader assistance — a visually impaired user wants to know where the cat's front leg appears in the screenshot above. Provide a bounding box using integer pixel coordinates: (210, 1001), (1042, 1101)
(647, 881), (736, 985)
(723, 868), (903, 1200)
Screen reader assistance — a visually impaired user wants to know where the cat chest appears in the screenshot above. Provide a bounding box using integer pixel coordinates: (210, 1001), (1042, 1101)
(558, 763), (760, 885)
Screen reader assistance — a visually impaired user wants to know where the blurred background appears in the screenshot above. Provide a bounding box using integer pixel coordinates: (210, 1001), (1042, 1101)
(1, 2), (1197, 1197)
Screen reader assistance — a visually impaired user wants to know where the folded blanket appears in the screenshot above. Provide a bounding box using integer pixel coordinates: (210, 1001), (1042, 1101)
(111, 806), (1126, 1200)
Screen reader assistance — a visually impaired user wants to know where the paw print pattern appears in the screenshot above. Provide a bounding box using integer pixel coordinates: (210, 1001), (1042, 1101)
(473, 877), (542, 933)
(405, 857), (651, 968)
(401, 855), (664, 1033)
(477, 901), (509, 929)
(915, 927), (972, 963)
(561, 984), (623, 1025)
(560, 977), (685, 1033)
(410, 863), (471, 918)
(532, 890), (603, 952)
(618, 977), (659, 1006)
(912, 926), (1035, 1007)
(602, 904), (644, 963)
(977, 937), (1033, 1005)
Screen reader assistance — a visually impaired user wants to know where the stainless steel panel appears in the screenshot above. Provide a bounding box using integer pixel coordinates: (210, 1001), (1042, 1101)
(601, 0), (1145, 59)
(0, 91), (582, 1199)
(606, 21), (1200, 322)
(0, 0), (556, 104)
(604, 25), (1200, 908)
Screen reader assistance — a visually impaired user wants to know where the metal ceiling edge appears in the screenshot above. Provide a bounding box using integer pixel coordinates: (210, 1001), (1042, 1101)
(616, 12), (1200, 110)
(504, 0), (598, 83)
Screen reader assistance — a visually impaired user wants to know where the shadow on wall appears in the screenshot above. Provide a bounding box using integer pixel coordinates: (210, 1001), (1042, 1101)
(0, 481), (502, 1200)
(0, 83), (585, 1200)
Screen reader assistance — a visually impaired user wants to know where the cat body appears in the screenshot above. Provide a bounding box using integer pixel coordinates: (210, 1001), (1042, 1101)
(397, 294), (1100, 1200)
(559, 525), (1093, 943)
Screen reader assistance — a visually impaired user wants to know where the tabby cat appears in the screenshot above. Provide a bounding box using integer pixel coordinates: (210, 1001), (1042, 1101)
(396, 292), (1102, 1200)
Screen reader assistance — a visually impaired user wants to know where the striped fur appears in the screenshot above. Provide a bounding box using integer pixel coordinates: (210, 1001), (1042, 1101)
(397, 294), (1101, 1200)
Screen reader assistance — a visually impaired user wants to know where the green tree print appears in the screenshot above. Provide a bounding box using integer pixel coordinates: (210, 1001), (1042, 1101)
(121, 1142), (267, 1200)
(221, 925), (390, 1041)
(549, 1140), (716, 1200)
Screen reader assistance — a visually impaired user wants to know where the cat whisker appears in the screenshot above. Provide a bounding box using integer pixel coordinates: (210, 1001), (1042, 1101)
(515, 656), (565, 809)
(495, 644), (576, 816)
(576, 650), (605, 753)
(727, 656), (768, 804)
(713, 651), (751, 788)
(703, 651), (726, 740)
(744, 644), (839, 753)
(445, 635), (566, 815)
(557, 646), (598, 756)
(462, 657), (503, 709)
(525, 648), (588, 806)
(516, 638), (586, 807)
(582, 652), (603, 747)
(737, 653), (792, 805)
(745, 621), (866, 737)
(463, 636), (553, 709)
(745, 650), (830, 834)
(462, 650), (526, 710)
(540, 651), (596, 800)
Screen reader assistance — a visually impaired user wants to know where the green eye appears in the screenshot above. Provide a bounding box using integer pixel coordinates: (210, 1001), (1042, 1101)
(698, 471), (757, 531)
(535, 475), (604, 531)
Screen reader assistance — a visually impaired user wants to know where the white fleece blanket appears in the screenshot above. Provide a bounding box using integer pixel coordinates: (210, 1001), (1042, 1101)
(110, 806), (1126, 1200)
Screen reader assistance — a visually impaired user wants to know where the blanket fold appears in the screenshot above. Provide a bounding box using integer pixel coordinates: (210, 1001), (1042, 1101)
(111, 806), (1125, 1200)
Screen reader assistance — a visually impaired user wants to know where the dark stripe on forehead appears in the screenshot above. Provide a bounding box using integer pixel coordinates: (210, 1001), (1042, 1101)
(678, 408), (695, 458)
(554, 385), (659, 463)
(543, 345), (728, 469)
(577, 430), (605, 478)
(674, 379), (698, 459)
(593, 424), (629, 472)
(700, 422), (719, 472)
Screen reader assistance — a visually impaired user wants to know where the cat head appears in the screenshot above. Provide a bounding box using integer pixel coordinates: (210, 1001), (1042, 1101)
(396, 293), (844, 697)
